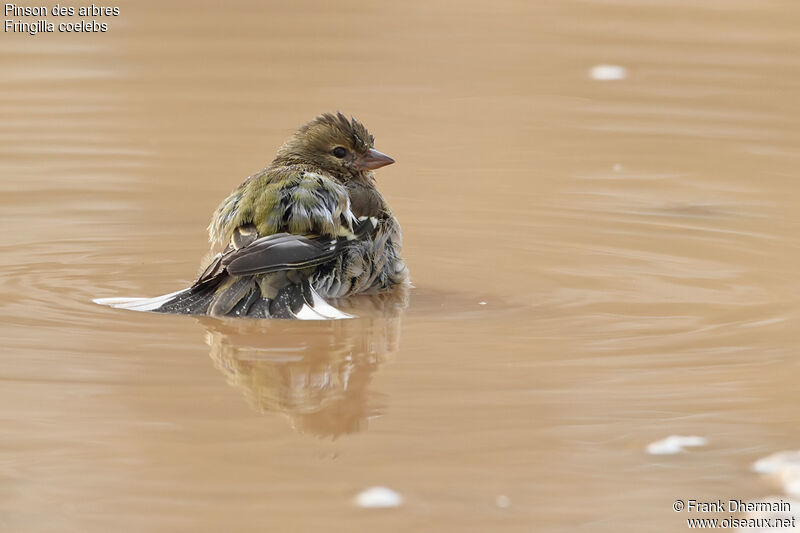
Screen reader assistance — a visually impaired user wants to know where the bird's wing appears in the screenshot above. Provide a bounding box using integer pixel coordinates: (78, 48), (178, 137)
(194, 217), (377, 286)
(222, 233), (345, 276)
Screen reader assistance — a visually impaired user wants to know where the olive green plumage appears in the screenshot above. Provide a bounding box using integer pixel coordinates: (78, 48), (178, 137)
(100, 112), (409, 319)
(209, 166), (354, 244)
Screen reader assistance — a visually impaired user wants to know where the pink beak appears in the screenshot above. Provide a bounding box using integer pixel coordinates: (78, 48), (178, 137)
(358, 148), (395, 170)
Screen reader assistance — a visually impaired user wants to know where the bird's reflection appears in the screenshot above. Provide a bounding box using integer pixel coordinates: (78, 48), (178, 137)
(197, 287), (408, 438)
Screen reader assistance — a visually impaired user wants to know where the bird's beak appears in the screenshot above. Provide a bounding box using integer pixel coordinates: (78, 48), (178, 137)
(357, 148), (395, 170)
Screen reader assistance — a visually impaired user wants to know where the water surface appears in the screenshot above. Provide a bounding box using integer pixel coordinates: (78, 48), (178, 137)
(2, 1), (800, 531)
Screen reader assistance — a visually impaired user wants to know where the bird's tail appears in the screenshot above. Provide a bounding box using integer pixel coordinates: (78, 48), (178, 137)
(93, 275), (353, 320)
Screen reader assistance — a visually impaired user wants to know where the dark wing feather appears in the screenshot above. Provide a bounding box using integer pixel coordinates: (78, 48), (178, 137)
(222, 233), (348, 277)
(220, 217), (377, 278)
(193, 224), (262, 289)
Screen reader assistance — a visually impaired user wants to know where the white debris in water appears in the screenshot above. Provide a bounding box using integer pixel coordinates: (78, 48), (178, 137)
(738, 497), (800, 532)
(589, 64), (628, 81)
(754, 451), (800, 474)
(646, 435), (708, 455)
(495, 495), (512, 508)
(355, 486), (403, 509)
(479, 301), (487, 305)
(785, 479), (800, 498)
(753, 451), (800, 497)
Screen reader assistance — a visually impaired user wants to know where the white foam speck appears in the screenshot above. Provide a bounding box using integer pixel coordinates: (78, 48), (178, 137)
(495, 495), (512, 508)
(754, 451), (800, 474)
(589, 64), (628, 81)
(646, 435), (708, 455)
(738, 497), (799, 531)
(355, 486), (403, 509)
(753, 451), (800, 497)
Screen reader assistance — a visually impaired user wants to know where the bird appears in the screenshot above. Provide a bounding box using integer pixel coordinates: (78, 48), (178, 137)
(95, 112), (409, 319)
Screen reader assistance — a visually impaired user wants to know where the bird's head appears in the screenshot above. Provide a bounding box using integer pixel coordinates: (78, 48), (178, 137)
(273, 112), (394, 180)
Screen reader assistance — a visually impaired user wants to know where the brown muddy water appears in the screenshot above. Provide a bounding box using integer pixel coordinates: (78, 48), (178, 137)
(2, 1), (800, 531)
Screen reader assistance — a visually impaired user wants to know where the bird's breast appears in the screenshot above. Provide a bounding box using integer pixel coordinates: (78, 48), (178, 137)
(347, 182), (385, 219)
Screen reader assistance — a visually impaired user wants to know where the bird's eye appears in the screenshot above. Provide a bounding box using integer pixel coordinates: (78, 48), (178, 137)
(332, 147), (347, 158)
